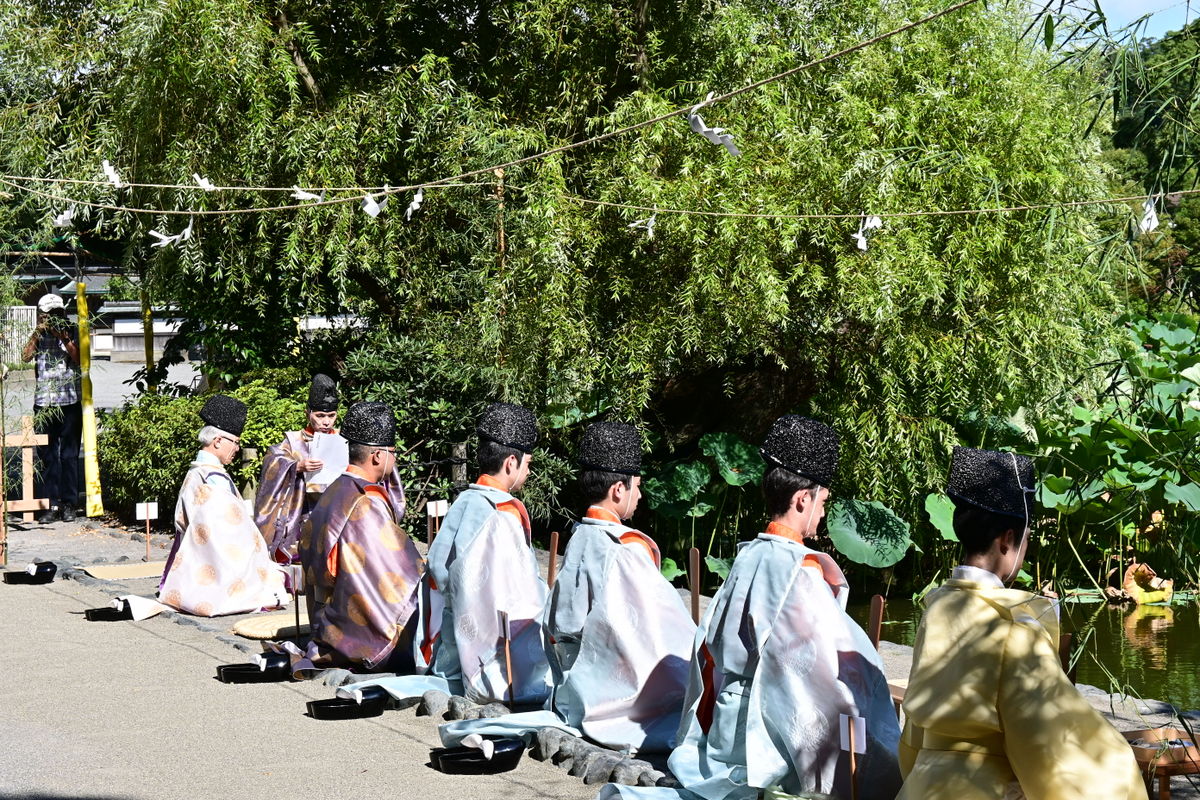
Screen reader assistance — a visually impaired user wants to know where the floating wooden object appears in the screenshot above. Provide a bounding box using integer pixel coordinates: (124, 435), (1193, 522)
(689, 547), (701, 625)
(547, 530), (559, 587)
(868, 594), (885, 650)
(3, 415), (49, 522)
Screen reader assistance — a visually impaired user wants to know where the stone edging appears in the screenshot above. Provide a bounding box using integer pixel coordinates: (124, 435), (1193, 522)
(52, 553), (675, 788)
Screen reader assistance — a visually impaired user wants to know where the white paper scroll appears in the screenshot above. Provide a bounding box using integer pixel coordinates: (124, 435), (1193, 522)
(193, 174), (217, 191)
(308, 432), (350, 486)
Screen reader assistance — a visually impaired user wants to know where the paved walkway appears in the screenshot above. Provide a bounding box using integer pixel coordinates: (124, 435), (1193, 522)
(4, 518), (1199, 799)
(1, 520), (593, 800)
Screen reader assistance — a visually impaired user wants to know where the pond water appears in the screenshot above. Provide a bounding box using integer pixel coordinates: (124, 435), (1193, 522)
(848, 597), (1200, 709)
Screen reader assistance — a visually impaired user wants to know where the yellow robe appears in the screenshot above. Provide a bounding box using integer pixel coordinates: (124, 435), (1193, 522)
(899, 574), (1144, 800)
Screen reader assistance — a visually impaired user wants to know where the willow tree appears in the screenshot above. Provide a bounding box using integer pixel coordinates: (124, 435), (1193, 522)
(0, 0), (1128, 510)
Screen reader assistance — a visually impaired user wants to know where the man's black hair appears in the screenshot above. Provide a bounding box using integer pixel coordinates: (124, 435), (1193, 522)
(953, 503), (1028, 555)
(478, 439), (524, 475)
(580, 470), (633, 505)
(348, 441), (373, 465)
(763, 466), (820, 518)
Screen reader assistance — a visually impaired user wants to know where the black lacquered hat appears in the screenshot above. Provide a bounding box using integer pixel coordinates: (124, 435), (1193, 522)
(477, 402), (538, 453)
(307, 373), (339, 412)
(341, 401), (396, 448)
(947, 446), (1036, 520)
(200, 394), (247, 437)
(578, 422), (641, 475)
(760, 415), (839, 488)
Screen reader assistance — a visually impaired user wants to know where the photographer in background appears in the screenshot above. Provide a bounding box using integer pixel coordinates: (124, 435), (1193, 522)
(22, 293), (81, 523)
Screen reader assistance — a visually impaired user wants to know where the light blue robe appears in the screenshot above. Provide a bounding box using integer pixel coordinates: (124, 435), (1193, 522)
(424, 483), (551, 703)
(600, 533), (901, 800)
(545, 517), (694, 753)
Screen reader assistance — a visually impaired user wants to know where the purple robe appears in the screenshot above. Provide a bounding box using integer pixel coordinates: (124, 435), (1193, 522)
(255, 430), (406, 564)
(293, 471), (419, 676)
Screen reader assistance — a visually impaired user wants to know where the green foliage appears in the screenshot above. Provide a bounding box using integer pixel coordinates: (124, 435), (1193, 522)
(97, 378), (304, 520)
(659, 557), (684, 581)
(924, 493), (957, 542)
(1030, 312), (1200, 586)
(97, 393), (205, 518)
(0, 0), (1129, 524)
(825, 498), (913, 568)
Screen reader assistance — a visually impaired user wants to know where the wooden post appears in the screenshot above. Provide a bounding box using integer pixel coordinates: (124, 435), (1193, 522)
(145, 515), (151, 562)
(547, 530), (559, 587)
(12, 415), (49, 521)
(689, 547), (701, 625)
(499, 609), (513, 704)
(868, 594), (885, 650)
(76, 281), (104, 516)
(848, 719), (859, 800)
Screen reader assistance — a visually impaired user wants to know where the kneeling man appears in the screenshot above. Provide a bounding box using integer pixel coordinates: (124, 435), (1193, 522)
(624, 416), (901, 800)
(425, 401), (550, 704)
(899, 447), (1144, 800)
(295, 401), (420, 676)
(545, 422), (695, 753)
(159, 395), (289, 616)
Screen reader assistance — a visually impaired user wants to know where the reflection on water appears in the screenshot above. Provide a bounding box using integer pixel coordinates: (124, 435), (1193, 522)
(848, 598), (1200, 709)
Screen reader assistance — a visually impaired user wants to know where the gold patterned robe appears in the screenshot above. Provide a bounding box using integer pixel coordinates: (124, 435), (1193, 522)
(899, 568), (1144, 800)
(159, 452), (289, 617)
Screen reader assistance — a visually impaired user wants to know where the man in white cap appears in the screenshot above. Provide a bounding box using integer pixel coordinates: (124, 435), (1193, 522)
(21, 293), (81, 523)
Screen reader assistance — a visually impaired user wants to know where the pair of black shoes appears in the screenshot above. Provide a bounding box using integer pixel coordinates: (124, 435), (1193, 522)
(37, 507), (76, 524)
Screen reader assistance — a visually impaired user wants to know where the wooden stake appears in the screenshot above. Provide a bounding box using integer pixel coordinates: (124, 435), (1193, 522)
(848, 718), (859, 800)
(868, 594), (885, 650)
(145, 516), (151, 562)
(293, 565), (301, 641)
(499, 610), (514, 703)
(547, 530), (559, 587)
(689, 547), (701, 625)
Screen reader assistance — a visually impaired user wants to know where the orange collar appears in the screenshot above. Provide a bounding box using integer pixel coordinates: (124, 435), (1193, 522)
(476, 473), (508, 492)
(766, 520), (807, 545)
(346, 465), (372, 481)
(585, 506), (622, 524)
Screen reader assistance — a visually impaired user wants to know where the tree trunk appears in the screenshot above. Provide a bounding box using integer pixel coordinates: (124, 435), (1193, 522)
(273, 9), (325, 111)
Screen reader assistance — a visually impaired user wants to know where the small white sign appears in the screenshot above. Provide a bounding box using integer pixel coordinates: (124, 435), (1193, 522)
(426, 499), (448, 518)
(135, 502), (159, 521)
(839, 714), (866, 754)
